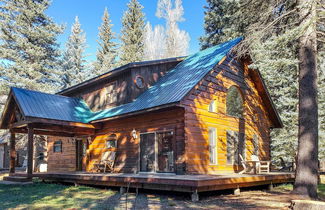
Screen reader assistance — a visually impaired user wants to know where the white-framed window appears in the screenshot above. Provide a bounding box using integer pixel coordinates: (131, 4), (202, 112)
(208, 100), (216, 112)
(209, 128), (217, 164)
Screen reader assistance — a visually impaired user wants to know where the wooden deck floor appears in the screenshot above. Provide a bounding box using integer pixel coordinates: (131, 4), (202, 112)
(31, 172), (295, 193)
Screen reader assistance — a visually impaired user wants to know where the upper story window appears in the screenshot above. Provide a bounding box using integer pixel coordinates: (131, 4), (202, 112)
(106, 134), (117, 149)
(135, 75), (145, 89)
(105, 82), (117, 105)
(226, 86), (243, 118)
(208, 100), (216, 112)
(53, 140), (62, 153)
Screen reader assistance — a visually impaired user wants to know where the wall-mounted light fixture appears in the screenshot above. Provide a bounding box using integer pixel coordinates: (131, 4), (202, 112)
(132, 129), (137, 139)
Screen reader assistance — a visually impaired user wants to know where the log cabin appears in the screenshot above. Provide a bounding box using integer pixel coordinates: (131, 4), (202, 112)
(0, 37), (292, 200)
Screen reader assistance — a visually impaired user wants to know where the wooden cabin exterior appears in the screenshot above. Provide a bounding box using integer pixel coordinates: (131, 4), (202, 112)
(0, 38), (284, 188)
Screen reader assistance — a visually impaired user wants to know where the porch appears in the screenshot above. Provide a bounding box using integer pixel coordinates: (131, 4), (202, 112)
(29, 171), (295, 201)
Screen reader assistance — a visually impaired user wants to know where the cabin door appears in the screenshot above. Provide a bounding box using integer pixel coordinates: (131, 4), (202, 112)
(157, 131), (174, 173)
(140, 133), (156, 172)
(76, 140), (85, 171)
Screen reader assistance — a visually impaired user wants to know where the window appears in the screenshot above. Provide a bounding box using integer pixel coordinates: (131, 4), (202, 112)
(209, 128), (217, 164)
(38, 152), (45, 161)
(208, 100), (216, 112)
(253, 134), (259, 156)
(106, 134), (117, 149)
(226, 131), (245, 164)
(226, 86), (243, 118)
(53, 141), (62, 153)
(135, 75), (145, 89)
(105, 82), (117, 105)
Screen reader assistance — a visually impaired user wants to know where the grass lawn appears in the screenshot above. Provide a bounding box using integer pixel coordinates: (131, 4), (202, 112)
(1, 174), (325, 209)
(0, 180), (119, 209)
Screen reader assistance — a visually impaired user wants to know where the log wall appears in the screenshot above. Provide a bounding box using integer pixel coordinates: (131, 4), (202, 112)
(181, 55), (272, 174)
(87, 107), (185, 174)
(47, 136), (76, 172)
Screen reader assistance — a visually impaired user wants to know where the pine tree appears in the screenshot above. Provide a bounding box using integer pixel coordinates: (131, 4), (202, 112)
(200, 0), (300, 165)
(119, 0), (145, 65)
(94, 7), (117, 75)
(200, 0), (241, 49)
(156, 0), (190, 57)
(0, 0), (63, 93)
(61, 16), (88, 89)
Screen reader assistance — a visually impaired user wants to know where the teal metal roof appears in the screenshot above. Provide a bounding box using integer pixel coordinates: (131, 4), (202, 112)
(6, 37), (242, 124)
(89, 37), (243, 122)
(12, 87), (92, 123)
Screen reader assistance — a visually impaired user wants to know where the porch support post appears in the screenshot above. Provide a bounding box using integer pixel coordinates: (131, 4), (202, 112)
(27, 125), (34, 178)
(9, 132), (16, 174)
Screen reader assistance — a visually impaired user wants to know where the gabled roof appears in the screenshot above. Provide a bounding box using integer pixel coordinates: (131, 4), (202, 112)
(89, 37), (243, 122)
(4, 87), (92, 124)
(1, 37), (282, 129)
(58, 56), (185, 95)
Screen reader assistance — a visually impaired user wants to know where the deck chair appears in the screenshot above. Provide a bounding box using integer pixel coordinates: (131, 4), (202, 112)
(239, 154), (248, 174)
(251, 155), (270, 173)
(93, 151), (116, 173)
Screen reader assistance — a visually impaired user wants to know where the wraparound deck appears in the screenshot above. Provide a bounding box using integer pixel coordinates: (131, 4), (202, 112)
(28, 171), (295, 201)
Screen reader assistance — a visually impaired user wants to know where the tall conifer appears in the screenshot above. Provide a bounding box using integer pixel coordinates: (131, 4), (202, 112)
(61, 16), (87, 89)
(0, 0), (63, 92)
(95, 8), (117, 75)
(119, 0), (145, 65)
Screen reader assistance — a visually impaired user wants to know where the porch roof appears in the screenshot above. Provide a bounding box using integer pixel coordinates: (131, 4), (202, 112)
(10, 87), (92, 123)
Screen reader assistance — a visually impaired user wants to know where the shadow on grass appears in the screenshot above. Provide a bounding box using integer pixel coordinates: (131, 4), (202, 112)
(0, 180), (119, 209)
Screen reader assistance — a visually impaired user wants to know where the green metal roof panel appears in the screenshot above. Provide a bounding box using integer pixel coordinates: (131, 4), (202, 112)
(12, 87), (92, 123)
(8, 38), (242, 124)
(89, 37), (243, 121)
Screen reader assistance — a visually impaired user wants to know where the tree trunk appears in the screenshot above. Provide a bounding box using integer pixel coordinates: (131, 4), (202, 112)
(293, 0), (318, 199)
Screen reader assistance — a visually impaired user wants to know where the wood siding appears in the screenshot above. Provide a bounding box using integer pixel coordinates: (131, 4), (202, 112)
(64, 62), (180, 112)
(87, 107), (185, 174)
(181, 55), (272, 175)
(47, 136), (76, 172)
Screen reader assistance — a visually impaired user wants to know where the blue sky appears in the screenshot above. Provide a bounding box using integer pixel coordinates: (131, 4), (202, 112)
(47, 0), (206, 62)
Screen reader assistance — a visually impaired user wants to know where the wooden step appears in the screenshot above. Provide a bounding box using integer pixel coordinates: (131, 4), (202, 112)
(3, 176), (32, 182)
(11, 173), (28, 177)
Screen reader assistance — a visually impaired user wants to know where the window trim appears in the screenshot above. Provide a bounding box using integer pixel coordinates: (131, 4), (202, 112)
(209, 127), (218, 165)
(208, 100), (216, 113)
(105, 134), (117, 149)
(226, 86), (244, 118)
(53, 140), (62, 153)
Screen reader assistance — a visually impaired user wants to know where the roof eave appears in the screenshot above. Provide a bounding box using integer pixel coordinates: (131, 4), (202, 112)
(90, 102), (181, 123)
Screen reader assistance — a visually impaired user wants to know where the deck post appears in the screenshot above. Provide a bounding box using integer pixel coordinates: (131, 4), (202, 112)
(191, 190), (199, 202)
(268, 182), (274, 191)
(27, 125), (34, 178)
(234, 187), (240, 195)
(120, 187), (126, 194)
(9, 132), (16, 174)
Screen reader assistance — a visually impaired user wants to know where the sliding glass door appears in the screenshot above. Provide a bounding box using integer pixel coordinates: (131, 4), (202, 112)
(139, 131), (174, 173)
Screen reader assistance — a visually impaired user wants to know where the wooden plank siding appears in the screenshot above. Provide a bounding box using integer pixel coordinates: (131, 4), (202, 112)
(88, 107), (185, 174)
(181, 55), (273, 175)
(47, 136), (77, 172)
(65, 62), (180, 112)
(47, 107), (185, 174)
